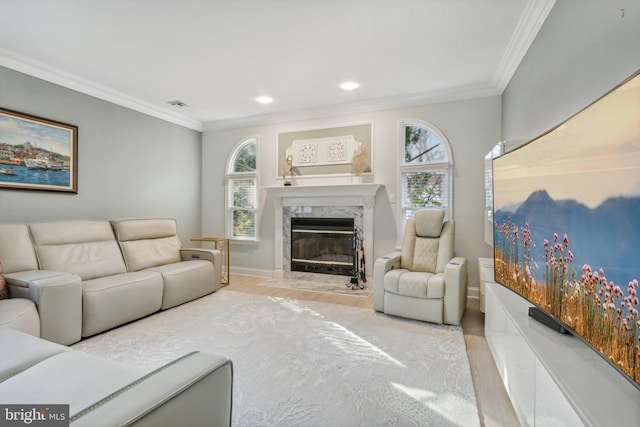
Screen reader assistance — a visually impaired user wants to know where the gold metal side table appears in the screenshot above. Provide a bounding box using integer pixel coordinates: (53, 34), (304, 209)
(191, 237), (230, 286)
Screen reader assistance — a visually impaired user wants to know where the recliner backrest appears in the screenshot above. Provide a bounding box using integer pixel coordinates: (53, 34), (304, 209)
(111, 218), (182, 272)
(0, 223), (39, 273)
(400, 209), (454, 274)
(29, 220), (127, 280)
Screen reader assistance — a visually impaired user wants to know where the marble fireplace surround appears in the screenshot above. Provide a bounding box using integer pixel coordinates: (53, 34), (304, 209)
(264, 184), (382, 280)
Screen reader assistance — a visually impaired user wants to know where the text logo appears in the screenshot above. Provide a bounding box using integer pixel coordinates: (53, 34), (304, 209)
(0, 405), (69, 427)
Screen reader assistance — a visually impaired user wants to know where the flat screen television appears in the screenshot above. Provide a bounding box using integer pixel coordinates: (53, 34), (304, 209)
(493, 70), (640, 390)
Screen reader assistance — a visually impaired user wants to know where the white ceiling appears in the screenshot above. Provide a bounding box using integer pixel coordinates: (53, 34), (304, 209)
(0, 0), (555, 131)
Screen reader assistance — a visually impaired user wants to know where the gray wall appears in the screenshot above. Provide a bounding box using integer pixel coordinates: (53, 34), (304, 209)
(503, 1), (640, 142)
(0, 66), (203, 242)
(202, 96), (502, 289)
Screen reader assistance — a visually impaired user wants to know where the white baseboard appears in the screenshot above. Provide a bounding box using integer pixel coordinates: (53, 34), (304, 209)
(467, 285), (480, 299)
(229, 266), (273, 278)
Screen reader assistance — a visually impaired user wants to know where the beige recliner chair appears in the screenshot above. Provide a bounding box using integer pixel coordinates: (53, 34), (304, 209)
(373, 208), (468, 325)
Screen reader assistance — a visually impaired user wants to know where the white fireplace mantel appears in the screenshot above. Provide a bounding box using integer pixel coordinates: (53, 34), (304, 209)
(264, 183), (382, 278)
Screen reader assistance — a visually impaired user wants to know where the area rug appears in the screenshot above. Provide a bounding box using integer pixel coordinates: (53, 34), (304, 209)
(258, 278), (373, 298)
(72, 290), (480, 426)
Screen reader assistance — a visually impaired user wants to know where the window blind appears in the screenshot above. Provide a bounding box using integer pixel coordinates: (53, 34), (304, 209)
(401, 169), (449, 222)
(227, 177), (256, 239)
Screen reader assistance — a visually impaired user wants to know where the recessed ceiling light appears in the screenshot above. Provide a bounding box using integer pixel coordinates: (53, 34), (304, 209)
(256, 96), (274, 104)
(340, 81), (359, 91)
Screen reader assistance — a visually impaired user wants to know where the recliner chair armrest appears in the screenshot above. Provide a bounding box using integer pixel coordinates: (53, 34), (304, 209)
(373, 252), (401, 312)
(180, 248), (222, 291)
(179, 248), (221, 263)
(443, 257), (468, 326)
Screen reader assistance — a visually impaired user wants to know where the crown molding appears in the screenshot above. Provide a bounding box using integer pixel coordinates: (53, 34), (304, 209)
(0, 48), (204, 131)
(1, 1), (553, 134)
(492, 0), (556, 93)
(203, 1), (556, 132)
(202, 82), (500, 131)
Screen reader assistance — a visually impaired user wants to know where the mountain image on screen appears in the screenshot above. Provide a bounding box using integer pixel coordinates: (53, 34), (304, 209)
(494, 189), (640, 289)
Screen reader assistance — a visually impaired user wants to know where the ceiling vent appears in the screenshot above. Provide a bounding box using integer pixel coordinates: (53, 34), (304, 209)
(166, 100), (189, 108)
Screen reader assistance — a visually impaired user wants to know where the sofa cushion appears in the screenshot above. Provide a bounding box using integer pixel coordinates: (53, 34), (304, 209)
(111, 218), (183, 272)
(30, 221), (127, 280)
(384, 270), (444, 299)
(412, 237), (439, 273)
(111, 218), (177, 242)
(0, 327), (67, 382)
(81, 271), (163, 337)
(0, 260), (7, 300)
(146, 260), (215, 309)
(400, 219), (417, 271)
(0, 299), (40, 338)
(435, 221), (455, 273)
(0, 223), (39, 273)
(120, 236), (182, 272)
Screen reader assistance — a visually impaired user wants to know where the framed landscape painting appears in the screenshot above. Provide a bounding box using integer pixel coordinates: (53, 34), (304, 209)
(0, 108), (78, 193)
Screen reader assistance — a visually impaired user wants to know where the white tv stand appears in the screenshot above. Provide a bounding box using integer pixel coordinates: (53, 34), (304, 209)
(485, 282), (640, 427)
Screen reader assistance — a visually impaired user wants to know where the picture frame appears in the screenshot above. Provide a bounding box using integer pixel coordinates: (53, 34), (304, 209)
(0, 108), (78, 193)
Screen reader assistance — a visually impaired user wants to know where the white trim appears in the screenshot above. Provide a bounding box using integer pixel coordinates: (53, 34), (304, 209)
(0, 48), (203, 131)
(229, 266), (273, 278)
(397, 120), (454, 239)
(467, 286), (480, 300)
(204, 83), (498, 131)
(492, 0), (556, 93)
(225, 137), (259, 240)
(0, 2), (553, 132)
(400, 119), (453, 167)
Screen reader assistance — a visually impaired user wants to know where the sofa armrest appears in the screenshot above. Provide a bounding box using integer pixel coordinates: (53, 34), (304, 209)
(30, 274), (83, 345)
(443, 257), (468, 326)
(5, 271), (83, 345)
(71, 351), (233, 427)
(180, 248), (222, 291)
(373, 252), (401, 312)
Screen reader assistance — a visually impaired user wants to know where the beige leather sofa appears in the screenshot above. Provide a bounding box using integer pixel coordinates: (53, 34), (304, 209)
(0, 327), (233, 426)
(0, 218), (221, 345)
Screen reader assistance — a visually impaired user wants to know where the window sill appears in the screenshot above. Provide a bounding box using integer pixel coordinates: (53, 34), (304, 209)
(230, 239), (260, 246)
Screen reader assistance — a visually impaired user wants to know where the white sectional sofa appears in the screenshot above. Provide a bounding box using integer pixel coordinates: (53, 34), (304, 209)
(0, 326), (233, 426)
(0, 218), (221, 345)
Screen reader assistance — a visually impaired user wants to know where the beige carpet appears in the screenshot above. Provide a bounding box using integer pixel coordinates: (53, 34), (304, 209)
(258, 278), (373, 297)
(73, 290), (480, 426)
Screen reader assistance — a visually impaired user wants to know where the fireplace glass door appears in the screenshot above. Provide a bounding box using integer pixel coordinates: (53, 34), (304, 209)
(290, 218), (355, 276)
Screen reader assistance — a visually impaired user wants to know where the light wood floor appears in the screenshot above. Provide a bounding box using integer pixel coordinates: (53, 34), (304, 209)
(224, 274), (520, 427)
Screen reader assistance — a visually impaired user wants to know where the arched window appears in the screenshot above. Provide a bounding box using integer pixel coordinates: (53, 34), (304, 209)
(400, 120), (453, 226)
(226, 138), (257, 240)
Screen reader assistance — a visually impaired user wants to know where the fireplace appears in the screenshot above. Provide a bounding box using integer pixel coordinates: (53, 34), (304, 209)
(264, 183), (382, 281)
(291, 217), (355, 276)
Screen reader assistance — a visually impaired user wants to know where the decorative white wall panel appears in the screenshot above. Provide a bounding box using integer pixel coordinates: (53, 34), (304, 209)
(286, 135), (361, 167)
